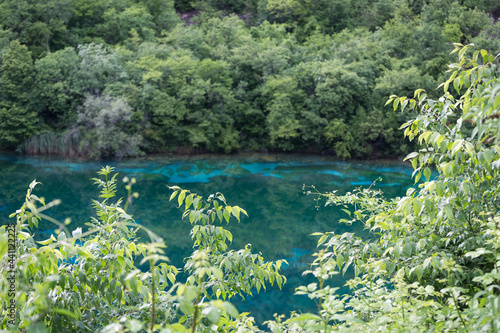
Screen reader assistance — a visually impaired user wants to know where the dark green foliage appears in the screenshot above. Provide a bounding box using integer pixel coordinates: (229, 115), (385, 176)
(32, 47), (82, 128)
(0, 41), (38, 149)
(0, 0), (498, 158)
(0, 0), (73, 58)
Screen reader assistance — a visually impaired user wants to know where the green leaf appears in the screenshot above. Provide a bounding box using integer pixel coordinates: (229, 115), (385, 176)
(331, 314), (366, 325)
(169, 191), (178, 201)
(225, 230), (233, 243)
(231, 206), (240, 221)
(465, 248), (493, 259)
(414, 266), (423, 280)
(444, 205), (454, 221)
(424, 167), (431, 181)
(450, 139), (463, 156)
(453, 77), (460, 94)
(223, 207), (231, 223)
(37, 235), (56, 245)
(414, 171), (421, 184)
(167, 272), (176, 284)
(412, 158), (418, 169)
(393, 245), (402, 259)
(189, 211), (196, 224)
(52, 308), (79, 320)
(117, 256), (125, 267)
(126, 319), (143, 333)
(178, 190), (187, 208)
(374, 221), (391, 230)
(317, 234), (328, 246)
(286, 313), (323, 323)
(169, 323), (187, 331)
(222, 302), (239, 317)
(179, 300), (195, 315)
(413, 199), (422, 216)
(393, 98), (400, 111)
(128, 243), (137, 253)
(185, 194), (193, 210)
(336, 254), (344, 269)
(204, 306), (221, 323)
(404, 152), (419, 161)
(239, 207), (248, 217)
(72, 227), (82, 239)
(443, 80), (450, 92)
(115, 285), (123, 300)
(481, 49), (488, 63)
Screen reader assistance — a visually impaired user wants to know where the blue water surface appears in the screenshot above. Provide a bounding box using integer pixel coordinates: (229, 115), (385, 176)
(0, 153), (415, 323)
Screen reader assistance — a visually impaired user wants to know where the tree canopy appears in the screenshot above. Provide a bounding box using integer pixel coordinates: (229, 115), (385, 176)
(0, 0), (499, 159)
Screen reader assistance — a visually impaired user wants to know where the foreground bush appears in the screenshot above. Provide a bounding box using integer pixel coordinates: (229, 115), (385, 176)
(267, 44), (500, 332)
(0, 167), (285, 332)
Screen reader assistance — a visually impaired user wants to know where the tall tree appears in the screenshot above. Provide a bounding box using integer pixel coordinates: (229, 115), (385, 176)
(0, 40), (38, 148)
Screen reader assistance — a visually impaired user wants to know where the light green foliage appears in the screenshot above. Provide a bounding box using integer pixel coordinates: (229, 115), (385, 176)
(375, 67), (436, 104)
(132, 44), (241, 152)
(170, 187), (287, 300)
(30, 43), (130, 132)
(77, 43), (126, 95)
(0, 167), (285, 332)
(76, 95), (143, 159)
(0, 168), (174, 332)
(263, 75), (303, 150)
(442, 23), (463, 43)
(100, 4), (157, 44)
(446, 2), (493, 41)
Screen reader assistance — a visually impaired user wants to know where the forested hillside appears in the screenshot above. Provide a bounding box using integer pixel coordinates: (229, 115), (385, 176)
(0, 0), (499, 159)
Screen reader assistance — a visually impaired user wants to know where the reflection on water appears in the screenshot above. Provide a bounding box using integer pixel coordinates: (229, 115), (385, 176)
(0, 153), (414, 323)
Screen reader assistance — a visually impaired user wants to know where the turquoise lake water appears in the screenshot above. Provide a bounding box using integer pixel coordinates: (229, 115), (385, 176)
(0, 153), (415, 323)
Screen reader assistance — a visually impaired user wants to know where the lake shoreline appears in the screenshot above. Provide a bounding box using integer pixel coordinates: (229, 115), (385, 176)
(0, 148), (409, 167)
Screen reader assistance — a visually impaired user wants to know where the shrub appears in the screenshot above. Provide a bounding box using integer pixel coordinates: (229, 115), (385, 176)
(76, 95), (144, 159)
(263, 44), (500, 332)
(0, 166), (285, 332)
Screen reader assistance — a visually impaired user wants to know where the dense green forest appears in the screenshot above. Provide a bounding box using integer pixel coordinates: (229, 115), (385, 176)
(0, 0), (499, 158)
